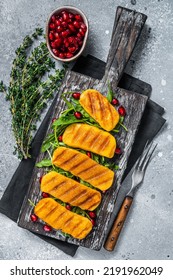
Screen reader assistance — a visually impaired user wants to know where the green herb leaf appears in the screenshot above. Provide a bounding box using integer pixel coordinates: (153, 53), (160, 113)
(36, 159), (52, 167)
(107, 81), (114, 102)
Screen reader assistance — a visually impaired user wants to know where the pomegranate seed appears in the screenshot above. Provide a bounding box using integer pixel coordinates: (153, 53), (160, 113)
(118, 106), (126, 116)
(62, 11), (69, 21)
(52, 49), (59, 56)
(77, 32), (82, 38)
(51, 15), (56, 22)
(69, 12), (74, 19)
(74, 111), (82, 119)
(50, 41), (57, 48)
(88, 211), (96, 219)
(51, 117), (57, 123)
(58, 52), (65, 59)
(49, 23), (55, 29)
(68, 23), (76, 33)
(57, 25), (63, 33)
(115, 147), (122, 155)
(39, 176), (43, 183)
(75, 14), (83, 22)
(43, 225), (52, 232)
(61, 29), (70, 38)
(73, 20), (80, 29)
(111, 98), (119, 105)
(54, 32), (61, 39)
(79, 28), (85, 37)
(66, 204), (72, 211)
(80, 23), (87, 32)
(49, 32), (54, 40)
(86, 151), (92, 158)
(30, 214), (38, 222)
(68, 46), (76, 53)
(68, 36), (75, 43)
(90, 219), (96, 226)
(58, 135), (63, 142)
(64, 40), (69, 48)
(55, 19), (61, 26)
(61, 21), (68, 28)
(66, 52), (73, 58)
(55, 38), (62, 47)
(42, 192), (49, 198)
(60, 45), (66, 52)
(72, 92), (81, 99)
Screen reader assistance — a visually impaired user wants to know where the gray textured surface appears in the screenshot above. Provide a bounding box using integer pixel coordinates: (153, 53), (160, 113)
(0, 0), (172, 260)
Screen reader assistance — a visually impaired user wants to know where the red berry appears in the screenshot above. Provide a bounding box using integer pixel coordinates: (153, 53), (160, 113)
(49, 32), (54, 41)
(80, 23), (87, 32)
(62, 11), (69, 21)
(75, 14), (83, 22)
(58, 135), (63, 142)
(90, 219), (96, 226)
(51, 117), (57, 123)
(43, 225), (52, 232)
(115, 147), (122, 155)
(66, 52), (73, 58)
(72, 92), (81, 99)
(61, 29), (70, 38)
(61, 21), (68, 28)
(55, 38), (62, 47)
(30, 214), (38, 222)
(39, 176), (43, 183)
(51, 15), (56, 22)
(58, 52), (65, 59)
(66, 204), (72, 211)
(111, 98), (119, 106)
(74, 111), (82, 119)
(42, 192), (49, 198)
(52, 49), (59, 56)
(57, 25), (63, 33)
(88, 211), (96, 219)
(49, 23), (55, 29)
(73, 20), (80, 29)
(79, 28), (85, 37)
(118, 106), (126, 116)
(86, 151), (91, 158)
(68, 23), (76, 33)
(55, 19), (61, 26)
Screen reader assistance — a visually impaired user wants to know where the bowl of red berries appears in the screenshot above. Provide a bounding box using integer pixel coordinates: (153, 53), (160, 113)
(46, 6), (88, 62)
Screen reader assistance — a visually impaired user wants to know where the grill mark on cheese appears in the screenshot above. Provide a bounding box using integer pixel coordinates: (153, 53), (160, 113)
(59, 153), (79, 167)
(53, 149), (67, 161)
(90, 133), (102, 148)
(77, 163), (98, 176)
(86, 169), (109, 181)
(69, 189), (87, 204)
(99, 136), (110, 151)
(70, 158), (88, 171)
(43, 204), (58, 219)
(49, 181), (67, 192)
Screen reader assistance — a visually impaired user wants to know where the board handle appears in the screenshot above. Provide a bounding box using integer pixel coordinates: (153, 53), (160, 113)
(104, 196), (133, 251)
(103, 6), (147, 86)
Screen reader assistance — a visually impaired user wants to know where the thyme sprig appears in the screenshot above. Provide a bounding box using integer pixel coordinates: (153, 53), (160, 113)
(0, 28), (66, 159)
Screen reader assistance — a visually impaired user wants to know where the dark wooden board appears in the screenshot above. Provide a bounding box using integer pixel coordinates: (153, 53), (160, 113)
(18, 7), (148, 250)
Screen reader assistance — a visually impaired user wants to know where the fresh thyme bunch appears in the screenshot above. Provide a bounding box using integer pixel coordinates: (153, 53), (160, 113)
(0, 28), (66, 159)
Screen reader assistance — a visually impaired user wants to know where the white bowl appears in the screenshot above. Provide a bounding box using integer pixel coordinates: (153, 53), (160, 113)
(46, 6), (89, 62)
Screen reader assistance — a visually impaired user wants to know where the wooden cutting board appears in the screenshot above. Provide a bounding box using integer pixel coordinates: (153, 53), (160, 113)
(18, 6), (148, 250)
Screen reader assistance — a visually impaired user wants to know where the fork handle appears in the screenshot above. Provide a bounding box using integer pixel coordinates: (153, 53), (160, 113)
(104, 196), (133, 251)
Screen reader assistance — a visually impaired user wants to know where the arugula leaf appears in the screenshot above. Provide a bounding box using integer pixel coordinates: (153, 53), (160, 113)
(107, 81), (114, 102)
(36, 159), (52, 167)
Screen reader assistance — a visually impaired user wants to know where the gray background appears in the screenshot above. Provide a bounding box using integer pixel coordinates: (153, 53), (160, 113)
(0, 0), (173, 260)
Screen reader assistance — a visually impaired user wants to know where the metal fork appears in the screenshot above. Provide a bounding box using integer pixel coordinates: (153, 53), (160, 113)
(104, 141), (157, 251)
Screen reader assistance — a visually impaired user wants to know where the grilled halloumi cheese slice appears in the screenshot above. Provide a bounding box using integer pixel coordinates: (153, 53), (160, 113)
(34, 198), (93, 239)
(41, 171), (101, 211)
(52, 147), (114, 191)
(63, 123), (116, 158)
(79, 89), (120, 131)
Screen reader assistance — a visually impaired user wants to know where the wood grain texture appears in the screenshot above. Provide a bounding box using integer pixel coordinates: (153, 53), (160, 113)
(18, 7), (148, 250)
(104, 196), (133, 251)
